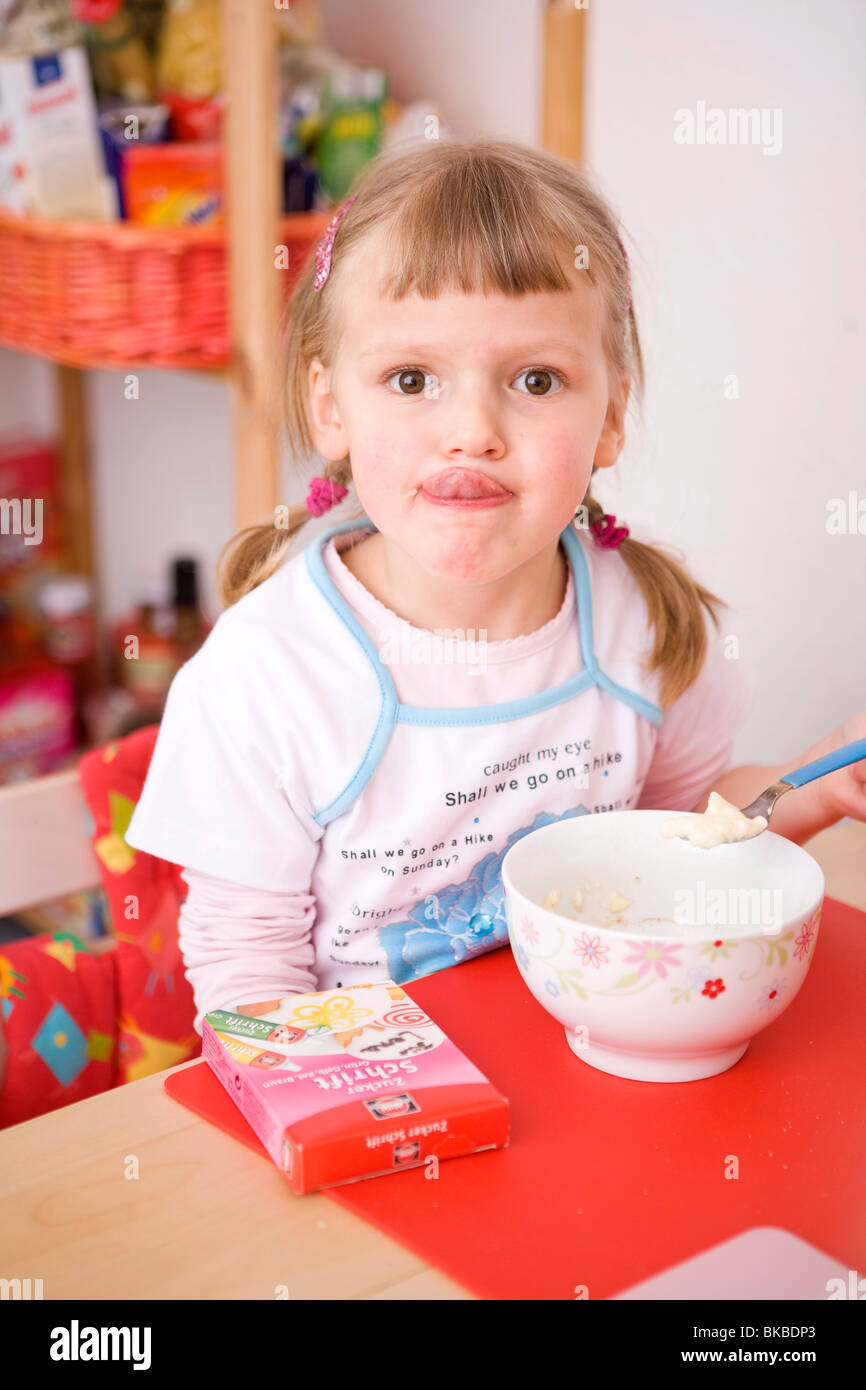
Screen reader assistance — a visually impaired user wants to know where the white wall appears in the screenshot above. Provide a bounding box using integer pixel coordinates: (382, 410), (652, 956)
(583, 0), (866, 764)
(317, 0), (542, 141)
(2, 0), (863, 768)
(0, 354), (233, 619)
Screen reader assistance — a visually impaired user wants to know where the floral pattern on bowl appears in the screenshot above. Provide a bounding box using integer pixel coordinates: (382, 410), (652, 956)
(500, 810), (825, 1084)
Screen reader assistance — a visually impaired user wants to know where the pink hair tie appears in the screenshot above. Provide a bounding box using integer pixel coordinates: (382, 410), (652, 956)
(305, 476), (348, 517)
(590, 512), (630, 549)
(313, 193), (358, 291)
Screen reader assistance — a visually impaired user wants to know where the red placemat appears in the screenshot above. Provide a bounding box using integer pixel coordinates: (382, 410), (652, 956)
(165, 895), (866, 1300)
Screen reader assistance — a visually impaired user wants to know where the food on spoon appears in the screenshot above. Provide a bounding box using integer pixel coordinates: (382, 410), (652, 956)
(661, 791), (768, 849)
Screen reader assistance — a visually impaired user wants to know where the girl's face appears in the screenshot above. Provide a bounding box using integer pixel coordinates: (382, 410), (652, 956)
(308, 224), (628, 588)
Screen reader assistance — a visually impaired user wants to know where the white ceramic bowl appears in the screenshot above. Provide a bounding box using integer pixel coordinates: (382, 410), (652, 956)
(500, 809), (824, 1082)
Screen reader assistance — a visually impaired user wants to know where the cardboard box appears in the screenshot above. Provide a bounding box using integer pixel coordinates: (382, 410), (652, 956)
(0, 46), (111, 219)
(0, 663), (76, 784)
(203, 981), (509, 1194)
(120, 141), (221, 226)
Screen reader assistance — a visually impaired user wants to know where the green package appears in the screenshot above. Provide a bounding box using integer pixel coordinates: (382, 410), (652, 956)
(316, 65), (387, 202)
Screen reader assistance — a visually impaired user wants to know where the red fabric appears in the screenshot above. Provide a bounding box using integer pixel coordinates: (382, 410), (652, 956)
(0, 933), (117, 1128)
(165, 895), (866, 1300)
(0, 724), (201, 1131)
(77, 726), (200, 1084)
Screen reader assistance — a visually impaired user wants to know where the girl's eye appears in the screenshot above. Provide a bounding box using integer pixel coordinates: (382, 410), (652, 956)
(513, 368), (564, 396)
(385, 368), (433, 395)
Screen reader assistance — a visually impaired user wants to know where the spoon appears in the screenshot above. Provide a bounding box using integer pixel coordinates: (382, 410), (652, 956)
(739, 736), (866, 829)
(662, 737), (866, 848)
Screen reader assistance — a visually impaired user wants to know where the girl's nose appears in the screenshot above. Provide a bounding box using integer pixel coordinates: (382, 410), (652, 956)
(442, 385), (505, 459)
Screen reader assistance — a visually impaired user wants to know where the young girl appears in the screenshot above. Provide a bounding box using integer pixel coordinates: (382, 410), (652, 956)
(125, 137), (866, 1036)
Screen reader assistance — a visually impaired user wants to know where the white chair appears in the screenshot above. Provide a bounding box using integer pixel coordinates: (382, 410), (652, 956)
(0, 768), (106, 936)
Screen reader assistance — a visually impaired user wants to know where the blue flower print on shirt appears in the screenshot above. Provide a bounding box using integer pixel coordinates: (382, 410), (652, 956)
(379, 805), (589, 984)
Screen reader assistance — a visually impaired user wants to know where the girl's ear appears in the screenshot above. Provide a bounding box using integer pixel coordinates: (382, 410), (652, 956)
(308, 357), (350, 461)
(593, 376), (630, 470)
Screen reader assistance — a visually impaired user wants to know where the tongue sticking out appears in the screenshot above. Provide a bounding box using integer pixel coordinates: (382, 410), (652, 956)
(422, 469), (511, 500)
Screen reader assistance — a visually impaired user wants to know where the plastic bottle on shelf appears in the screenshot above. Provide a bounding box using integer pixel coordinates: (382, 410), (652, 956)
(39, 575), (95, 664)
(117, 578), (177, 708)
(37, 573), (102, 747)
(139, 578), (175, 641)
(171, 556), (207, 664)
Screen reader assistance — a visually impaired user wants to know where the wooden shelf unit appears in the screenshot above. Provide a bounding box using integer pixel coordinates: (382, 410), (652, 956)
(1, 0), (586, 581)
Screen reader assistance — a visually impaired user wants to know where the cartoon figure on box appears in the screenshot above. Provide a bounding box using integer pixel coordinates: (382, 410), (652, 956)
(267, 1024), (305, 1046)
(250, 1050), (287, 1069)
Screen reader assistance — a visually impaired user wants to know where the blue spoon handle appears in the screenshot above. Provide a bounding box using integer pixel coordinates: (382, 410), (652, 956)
(779, 737), (866, 790)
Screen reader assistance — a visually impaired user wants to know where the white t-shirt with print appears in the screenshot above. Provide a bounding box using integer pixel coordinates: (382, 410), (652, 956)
(125, 514), (755, 995)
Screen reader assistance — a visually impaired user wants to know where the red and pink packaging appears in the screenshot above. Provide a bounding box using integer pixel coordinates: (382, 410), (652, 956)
(0, 664), (76, 784)
(202, 981), (509, 1194)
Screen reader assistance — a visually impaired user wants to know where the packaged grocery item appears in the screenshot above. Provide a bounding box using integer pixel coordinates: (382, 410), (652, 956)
(113, 577), (175, 706)
(0, 437), (67, 656)
(0, 437), (103, 754)
(156, 0), (221, 97)
(0, 0), (83, 57)
(0, 45), (111, 218)
(0, 437), (63, 578)
(282, 151), (318, 213)
(37, 572), (102, 745)
(98, 97), (168, 146)
(72, 0), (155, 103)
(203, 981), (509, 1194)
(156, 0), (223, 140)
(317, 61), (386, 202)
(112, 556), (210, 714)
(170, 555), (206, 659)
(126, 0), (163, 56)
(97, 99), (169, 215)
(120, 138), (220, 223)
(277, 44), (327, 212)
(0, 660), (76, 784)
(0, 59), (29, 212)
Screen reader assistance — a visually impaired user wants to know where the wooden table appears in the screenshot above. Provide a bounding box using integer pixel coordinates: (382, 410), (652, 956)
(1, 820), (864, 1301)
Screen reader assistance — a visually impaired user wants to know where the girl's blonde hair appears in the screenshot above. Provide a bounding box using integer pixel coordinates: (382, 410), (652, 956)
(218, 136), (727, 708)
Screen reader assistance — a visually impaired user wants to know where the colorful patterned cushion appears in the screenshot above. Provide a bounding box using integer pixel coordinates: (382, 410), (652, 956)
(77, 725), (200, 1084)
(0, 932), (117, 1128)
(0, 725), (201, 1128)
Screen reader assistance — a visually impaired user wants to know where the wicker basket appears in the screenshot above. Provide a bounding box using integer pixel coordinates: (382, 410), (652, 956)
(0, 208), (331, 371)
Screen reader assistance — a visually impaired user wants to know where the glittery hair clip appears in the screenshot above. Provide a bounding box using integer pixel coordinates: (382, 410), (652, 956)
(305, 476), (348, 517)
(313, 193), (358, 292)
(590, 512), (630, 548)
